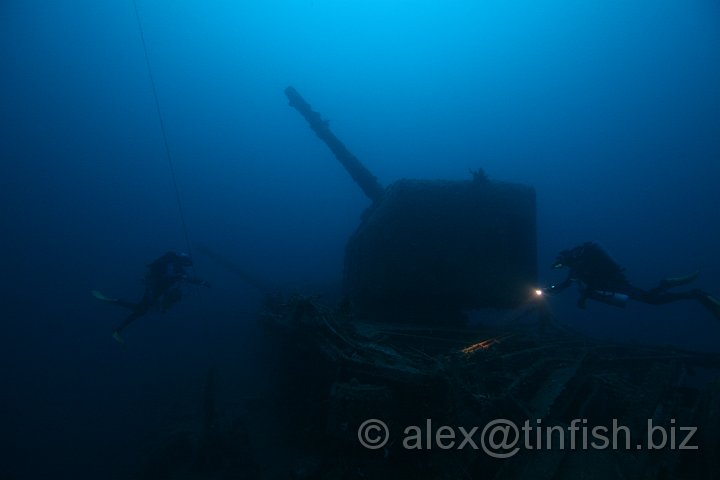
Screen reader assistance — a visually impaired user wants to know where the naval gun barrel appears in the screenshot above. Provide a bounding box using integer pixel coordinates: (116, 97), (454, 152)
(284, 86), (385, 203)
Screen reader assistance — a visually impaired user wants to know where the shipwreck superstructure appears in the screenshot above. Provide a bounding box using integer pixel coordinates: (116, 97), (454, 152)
(138, 89), (720, 480)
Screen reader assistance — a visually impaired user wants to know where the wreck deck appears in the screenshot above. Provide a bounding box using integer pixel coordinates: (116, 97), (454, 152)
(258, 295), (720, 479)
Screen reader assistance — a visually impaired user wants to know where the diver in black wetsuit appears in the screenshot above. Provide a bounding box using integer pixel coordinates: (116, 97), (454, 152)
(93, 251), (208, 343)
(545, 242), (720, 319)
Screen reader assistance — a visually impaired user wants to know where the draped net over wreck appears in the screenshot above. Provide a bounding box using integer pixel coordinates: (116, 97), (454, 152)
(255, 295), (720, 480)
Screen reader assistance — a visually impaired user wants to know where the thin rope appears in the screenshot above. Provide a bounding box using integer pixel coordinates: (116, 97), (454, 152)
(132, 0), (194, 260)
(132, 1), (212, 351)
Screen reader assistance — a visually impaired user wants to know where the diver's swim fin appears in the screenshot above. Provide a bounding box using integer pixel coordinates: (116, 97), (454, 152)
(112, 330), (125, 344)
(92, 290), (136, 309)
(92, 290), (119, 302)
(701, 295), (720, 321)
(660, 271), (699, 289)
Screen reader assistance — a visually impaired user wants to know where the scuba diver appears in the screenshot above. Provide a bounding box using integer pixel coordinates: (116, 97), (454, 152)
(544, 242), (720, 320)
(92, 251), (209, 343)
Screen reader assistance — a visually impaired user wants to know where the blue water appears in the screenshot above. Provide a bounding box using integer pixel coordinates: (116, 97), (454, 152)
(2, 1), (719, 478)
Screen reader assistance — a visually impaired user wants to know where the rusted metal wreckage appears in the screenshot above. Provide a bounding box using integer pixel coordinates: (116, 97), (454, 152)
(158, 89), (719, 479)
(259, 89), (720, 479)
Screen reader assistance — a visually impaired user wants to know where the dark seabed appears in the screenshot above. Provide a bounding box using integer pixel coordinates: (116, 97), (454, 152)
(2, 1), (720, 479)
